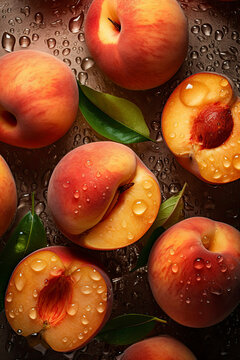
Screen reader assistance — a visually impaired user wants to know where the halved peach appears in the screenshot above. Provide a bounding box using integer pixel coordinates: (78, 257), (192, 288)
(5, 246), (112, 352)
(162, 72), (240, 183)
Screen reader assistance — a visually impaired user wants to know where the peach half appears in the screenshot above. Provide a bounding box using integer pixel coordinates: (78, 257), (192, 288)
(47, 142), (161, 250)
(148, 217), (240, 328)
(5, 246), (112, 352)
(0, 155), (17, 236)
(119, 336), (196, 360)
(162, 73), (240, 183)
(0, 50), (79, 148)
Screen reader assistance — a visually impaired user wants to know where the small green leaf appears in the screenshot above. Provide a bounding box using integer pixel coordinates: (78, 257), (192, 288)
(0, 193), (47, 311)
(97, 314), (166, 345)
(132, 183), (187, 271)
(78, 83), (152, 144)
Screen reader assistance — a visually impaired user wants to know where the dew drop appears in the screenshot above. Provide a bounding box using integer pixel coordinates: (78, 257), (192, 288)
(127, 232), (134, 240)
(205, 260), (212, 269)
(96, 171), (101, 178)
(186, 297), (191, 304)
(6, 293), (13, 303)
(223, 156), (231, 168)
(201, 23), (212, 36)
(81, 285), (92, 295)
(32, 33), (39, 41)
(18, 305), (23, 313)
(180, 81), (208, 107)
(78, 72), (88, 85)
(81, 57), (94, 71)
(28, 307), (37, 320)
(51, 256), (57, 262)
(170, 249), (175, 256)
(83, 328), (88, 334)
(102, 292), (108, 302)
(202, 235), (210, 249)
(17, 329), (22, 335)
(81, 315), (89, 325)
(35, 12), (43, 24)
(9, 310), (15, 319)
(171, 263), (178, 274)
(78, 333), (84, 340)
(69, 12), (84, 33)
(90, 269), (101, 281)
(2, 32), (15, 52)
(220, 263), (228, 273)
(19, 36), (31, 48)
(85, 305), (91, 312)
(62, 337), (68, 343)
(82, 184), (88, 191)
(193, 258), (204, 270)
(67, 303), (78, 316)
(132, 200), (147, 215)
(209, 286), (223, 296)
(97, 302), (105, 313)
(196, 274), (201, 282)
(31, 259), (47, 272)
(63, 180), (70, 188)
(32, 289), (38, 298)
(15, 272), (25, 291)
(97, 286), (104, 294)
(72, 268), (81, 282)
(47, 38), (56, 49)
(74, 190), (80, 199)
(215, 30), (224, 41)
(62, 48), (70, 56)
(217, 255), (223, 263)
(233, 154), (240, 170)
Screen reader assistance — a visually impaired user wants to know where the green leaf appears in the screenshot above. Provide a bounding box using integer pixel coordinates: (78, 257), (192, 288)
(97, 314), (166, 345)
(0, 193), (47, 311)
(132, 183), (187, 271)
(78, 83), (152, 144)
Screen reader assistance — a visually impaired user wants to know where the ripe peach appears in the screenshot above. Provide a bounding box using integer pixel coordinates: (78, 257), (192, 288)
(148, 217), (240, 328)
(5, 246), (112, 352)
(85, 0), (188, 90)
(162, 73), (240, 183)
(47, 142), (161, 250)
(120, 336), (196, 360)
(0, 155), (17, 236)
(0, 50), (78, 148)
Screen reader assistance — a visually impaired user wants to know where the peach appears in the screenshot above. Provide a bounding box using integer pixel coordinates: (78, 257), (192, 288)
(5, 246), (112, 352)
(47, 142), (161, 250)
(85, 0), (188, 90)
(148, 217), (240, 328)
(162, 72), (240, 184)
(120, 336), (196, 360)
(0, 155), (17, 236)
(0, 50), (79, 148)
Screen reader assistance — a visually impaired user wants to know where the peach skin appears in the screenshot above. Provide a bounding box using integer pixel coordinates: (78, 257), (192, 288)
(0, 155), (17, 236)
(148, 217), (240, 328)
(0, 50), (79, 148)
(85, 0), (188, 90)
(162, 72), (240, 184)
(5, 246), (112, 352)
(47, 142), (161, 250)
(120, 336), (196, 360)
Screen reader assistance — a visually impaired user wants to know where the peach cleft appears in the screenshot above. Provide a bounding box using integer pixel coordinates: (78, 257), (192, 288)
(162, 72), (240, 183)
(47, 141), (161, 250)
(5, 246), (112, 352)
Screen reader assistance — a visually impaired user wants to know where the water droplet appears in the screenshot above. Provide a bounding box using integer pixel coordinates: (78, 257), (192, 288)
(209, 286), (223, 296)
(143, 180), (153, 190)
(127, 232), (134, 240)
(50, 266), (62, 276)
(186, 297), (191, 304)
(78, 72), (88, 85)
(18, 305), (23, 313)
(217, 255), (223, 263)
(28, 307), (37, 320)
(81, 57), (94, 71)
(83, 328), (88, 334)
(97, 302), (105, 313)
(205, 260), (212, 269)
(191, 25), (200, 34)
(32, 289), (38, 298)
(62, 48), (71, 56)
(19, 36), (31, 47)
(233, 154), (240, 170)
(90, 269), (101, 281)
(6, 293), (13, 303)
(9, 310), (15, 319)
(51, 255), (57, 262)
(171, 263), (178, 273)
(121, 220), (127, 228)
(63, 180), (70, 188)
(132, 200), (147, 215)
(193, 258), (204, 270)
(35, 12), (43, 24)
(201, 23), (212, 36)
(81, 315), (89, 325)
(81, 285), (92, 295)
(78, 333), (84, 340)
(213, 170), (222, 180)
(17, 329), (22, 335)
(32, 33), (39, 41)
(85, 305), (91, 312)
(220, 263), (228, 273)
(20, 6), (30, 17)
(69, 12), (84, 33)
(180, 81), (208, 107)
(15, 272), (25, 291)
(82, 184), (88, 191)
(47, 38), (56, 49)
(31, 259), (47, 272)
(223, 156), (231, 168)
(67, 303), (78, 316)
(74, 190), (80, 199)
(215, 30), (224, 41)
(62, 337), (68, 343)
(196, 274), (201, 281)
(2, 32), (15, 52)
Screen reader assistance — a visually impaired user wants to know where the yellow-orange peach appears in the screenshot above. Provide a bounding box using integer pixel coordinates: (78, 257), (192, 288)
(47, 142), (161, 250)
(162, 72), (240, 184)
(0, 50), (79, 148)
(85, 0), (188, 90)
(120, 336), (196, 360)
(5, 246), (112, 352)
(0, 155), (17, 236)
(148, 217), (240, 328)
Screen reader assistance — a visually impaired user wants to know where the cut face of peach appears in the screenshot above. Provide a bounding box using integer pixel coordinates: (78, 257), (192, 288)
(5, 249), (111, 352)
(162, 73), (240, 183)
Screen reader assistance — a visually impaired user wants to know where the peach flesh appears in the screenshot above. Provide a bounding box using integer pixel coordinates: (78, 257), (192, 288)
(5, 247), (112, 352)
(191, 103), (233, 149)
(148, 217), (240, 328)
(120, 336), (196, 360)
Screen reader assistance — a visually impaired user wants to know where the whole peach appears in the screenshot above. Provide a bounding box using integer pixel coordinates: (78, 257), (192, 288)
(47, 141), (161, 250)
(0, 50), (79, 148)
(5, 246), (112, 352)
(120, 336), (196, 360)
(0, 155), (17, 236)
(85, 0), (188, 90)
(148, 217), (240, 328)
